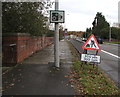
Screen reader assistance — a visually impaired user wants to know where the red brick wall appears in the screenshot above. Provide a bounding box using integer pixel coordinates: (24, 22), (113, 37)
(2, 33), (53, 66)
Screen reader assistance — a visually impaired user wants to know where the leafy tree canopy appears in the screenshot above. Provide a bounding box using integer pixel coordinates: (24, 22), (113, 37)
(86, 12), (120, 40)
(92, 12), (109, 38)
(2, 1), (52, 36)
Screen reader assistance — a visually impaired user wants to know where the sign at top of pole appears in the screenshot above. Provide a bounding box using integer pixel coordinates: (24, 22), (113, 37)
(50, 0), (65, 23)
(82, 34), (101, 51)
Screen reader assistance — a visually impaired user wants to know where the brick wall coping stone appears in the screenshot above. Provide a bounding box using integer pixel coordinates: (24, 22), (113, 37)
(3, 33), (30, 37)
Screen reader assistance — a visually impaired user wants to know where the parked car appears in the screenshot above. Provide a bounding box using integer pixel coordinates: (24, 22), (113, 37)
(82, 38), (87, 42)
(95, 36), (103, 44)
(76, 37), (82, 41)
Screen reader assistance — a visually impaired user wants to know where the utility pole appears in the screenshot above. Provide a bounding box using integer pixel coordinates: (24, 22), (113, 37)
(107, 15), (112, 42)
(54, 0), (59, 67)
(109, 26), (111, 42)
(118, 1), (120, 27)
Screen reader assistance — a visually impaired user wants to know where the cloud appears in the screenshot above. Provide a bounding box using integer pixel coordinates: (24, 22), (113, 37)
(53, 0), (119, 31)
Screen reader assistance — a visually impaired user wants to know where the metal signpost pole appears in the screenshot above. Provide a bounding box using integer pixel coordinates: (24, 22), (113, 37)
(109, 26), (111, 42)
(55, 0), (59, 67)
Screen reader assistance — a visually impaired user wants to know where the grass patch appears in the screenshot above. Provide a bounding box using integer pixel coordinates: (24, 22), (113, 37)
(72, 61), (120, 95)
(67, 40), (80, 61)
(104, 41), (120, 44)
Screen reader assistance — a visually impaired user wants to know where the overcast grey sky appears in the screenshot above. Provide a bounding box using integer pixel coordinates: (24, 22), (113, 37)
(51, 0), (119, 31)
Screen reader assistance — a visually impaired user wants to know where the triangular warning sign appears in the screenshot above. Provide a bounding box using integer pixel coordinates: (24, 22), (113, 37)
(82, 34), (101, 51)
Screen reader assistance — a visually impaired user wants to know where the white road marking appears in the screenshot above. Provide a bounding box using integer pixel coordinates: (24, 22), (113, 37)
(101, 50), (120, 59)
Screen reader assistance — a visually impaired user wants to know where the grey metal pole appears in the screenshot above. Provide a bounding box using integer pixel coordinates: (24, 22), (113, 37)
(108, 15), (111, 42)
(54, 0), (59, 67)
(109, 26), (111, 42)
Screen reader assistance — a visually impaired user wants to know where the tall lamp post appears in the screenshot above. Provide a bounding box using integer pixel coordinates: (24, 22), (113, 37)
(109, 24), (111, 42)
(50, 0), (64, 67)
(107, 15), (112, 42)
(55, 0), (59, 67)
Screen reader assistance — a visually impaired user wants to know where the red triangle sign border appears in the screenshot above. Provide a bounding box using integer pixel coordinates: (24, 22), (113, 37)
(82, 34), (102, 51)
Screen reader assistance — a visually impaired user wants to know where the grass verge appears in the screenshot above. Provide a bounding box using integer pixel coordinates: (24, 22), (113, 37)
(104, 41), (120, 44)
(67, 40), (120, 96)
(72, 61), (119, 95)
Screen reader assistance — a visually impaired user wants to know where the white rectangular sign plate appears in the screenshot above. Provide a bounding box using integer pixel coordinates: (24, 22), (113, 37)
(81, 54), (101, 63)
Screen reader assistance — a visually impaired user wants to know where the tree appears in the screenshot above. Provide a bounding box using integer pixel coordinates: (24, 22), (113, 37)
(83, 27), (92, 38)
(2, 2), (52, 36)
(59, 24), (64, 40)
(92, 12), (109, 38)
(46, 30), (54, 37)
(111, 27), (120, 40)
(100, 27), (109, 39)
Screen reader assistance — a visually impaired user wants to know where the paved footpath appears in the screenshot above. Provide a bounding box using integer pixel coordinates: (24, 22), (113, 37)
(2, 40), (76, 95)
